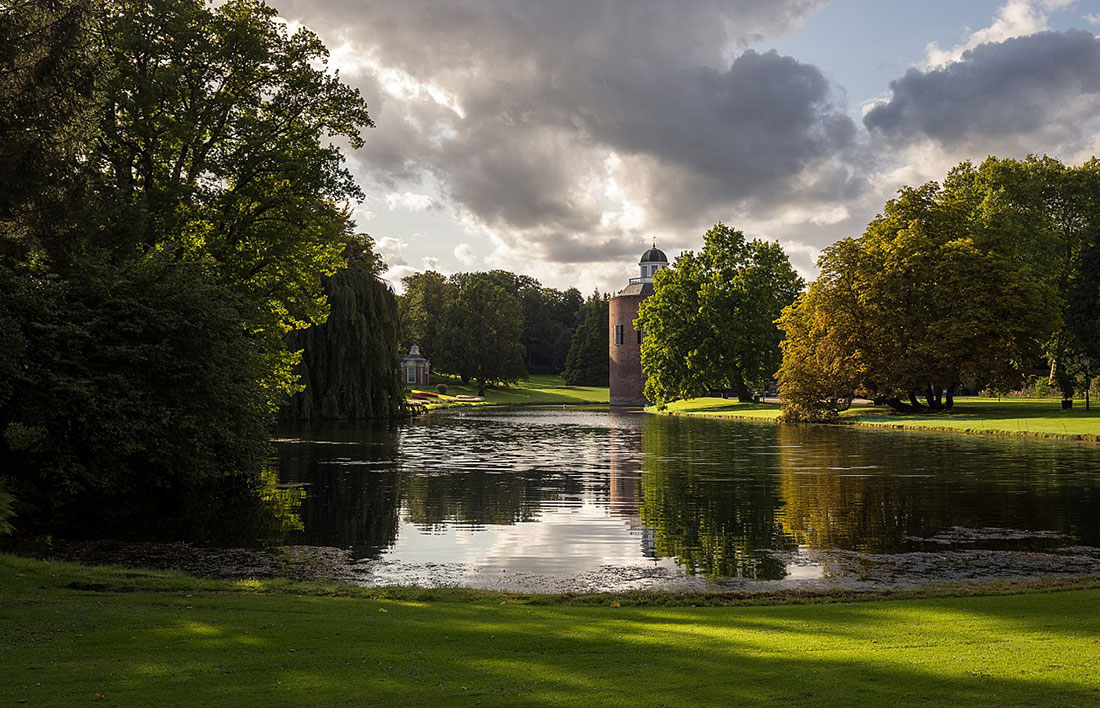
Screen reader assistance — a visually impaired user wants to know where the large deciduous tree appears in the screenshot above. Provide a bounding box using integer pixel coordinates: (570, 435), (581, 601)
(637, 224), (803, 407)
(448, 273), (526, 396)
(0, 0), (398, 530)
(777, 171), (1058, 420)
(90, 0), (374, 402)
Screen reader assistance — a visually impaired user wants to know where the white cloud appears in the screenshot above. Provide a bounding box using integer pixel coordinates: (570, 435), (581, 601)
(384, 191), (438, 212)
(924, 0), (1074, 67)
(453, 243), (477, 266)
(374, 236), (407, 266)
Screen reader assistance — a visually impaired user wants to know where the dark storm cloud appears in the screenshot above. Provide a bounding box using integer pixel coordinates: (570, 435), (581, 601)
(865, 29), (1100, 146)
(275, 0), (859, 261)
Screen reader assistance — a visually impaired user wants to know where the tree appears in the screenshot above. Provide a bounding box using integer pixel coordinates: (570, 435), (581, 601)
(399, 270), (457, 373)
(1, 259), (273, 527)
(637, 223), (803, 407)
(86, 0), (373, 401)
(447, 273), (526, 396)
(962, 156), (1100, 402)
(282, 235), (405, 420)
(563, 292), (609, 386)
(777, 173), (1058, 419)
(0, 0), (394, 531)
(0, 0), (100, 262)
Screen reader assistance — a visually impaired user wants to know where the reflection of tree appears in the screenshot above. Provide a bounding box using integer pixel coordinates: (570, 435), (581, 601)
(276, 421), (402, 559)
(639, 417), (795, 579)
(775, 425), (1100, 551)
(403, 472), (546, 527)
(64, 464), (304, 548)
(402, 466), (586, 528)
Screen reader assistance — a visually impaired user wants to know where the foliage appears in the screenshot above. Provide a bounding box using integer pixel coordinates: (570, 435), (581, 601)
(281, 235), (405, 420)
(562, 292), (610, 386)
(0, 260), (273, 527)
(961, 157), (1100, 399)
(637, 224), (803, 407)
(778, 170), (1058, 419)
(400, 269), (583, 387)
(0, 0), (100, 264)
(399, 270), (456, 372)
(436, 383), (448, 395)
(447, 273), (527, 396)
(0, 0), (400, 528)
(84, 0), (374, 402)
(0, 480), (14, 535)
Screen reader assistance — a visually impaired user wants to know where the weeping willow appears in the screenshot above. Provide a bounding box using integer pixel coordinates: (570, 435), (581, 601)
(281, 262), (406, 420)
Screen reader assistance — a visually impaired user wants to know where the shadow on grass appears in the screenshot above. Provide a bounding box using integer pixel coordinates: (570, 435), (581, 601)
(3, 563), (1099, 707)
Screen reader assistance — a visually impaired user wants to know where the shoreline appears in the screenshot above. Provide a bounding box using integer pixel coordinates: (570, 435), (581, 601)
(4, 552), (1100, 606)
(646, 399), (1100, 443)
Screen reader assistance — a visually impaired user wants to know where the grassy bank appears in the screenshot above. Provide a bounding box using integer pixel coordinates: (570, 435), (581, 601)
(650, 397), (1100, 442)
(412, 374), (608, 410)
(3, 556), (1100, 706)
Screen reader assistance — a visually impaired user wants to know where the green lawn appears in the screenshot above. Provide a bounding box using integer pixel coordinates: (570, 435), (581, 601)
(650, 397), (785, 420)
(2, 556), (1100, 707)
(650, 397), (1100, 441)
(413, 374), (608, 409)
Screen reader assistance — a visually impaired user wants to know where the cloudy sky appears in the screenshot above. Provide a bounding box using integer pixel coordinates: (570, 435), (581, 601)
(270, 0), (1100, 292)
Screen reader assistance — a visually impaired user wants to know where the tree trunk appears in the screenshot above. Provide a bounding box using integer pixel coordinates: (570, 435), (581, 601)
(737, 381), (753, 403)
(945, 384), (956, 410)
(925, 385), (944, 411)
(884, 397), (917, 413)
(908, 391), (926, 412)
(477, 378), (486, 397)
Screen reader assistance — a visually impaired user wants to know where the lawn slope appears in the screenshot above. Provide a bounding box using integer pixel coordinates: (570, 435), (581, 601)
(2, 555), (1099, 707)
(413, 374), (608, 409)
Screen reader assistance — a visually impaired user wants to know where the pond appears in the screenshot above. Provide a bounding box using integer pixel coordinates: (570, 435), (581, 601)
(264, 408), (1100, 592)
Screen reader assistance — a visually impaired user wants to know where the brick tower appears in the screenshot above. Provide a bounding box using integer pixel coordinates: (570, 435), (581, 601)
(609, 245), (668, 407)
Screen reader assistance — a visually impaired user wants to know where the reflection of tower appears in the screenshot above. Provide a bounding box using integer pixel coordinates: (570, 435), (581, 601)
(608, 411), (656, 558)
(608, 418), (642, 516)
(609, 245), (669, 407)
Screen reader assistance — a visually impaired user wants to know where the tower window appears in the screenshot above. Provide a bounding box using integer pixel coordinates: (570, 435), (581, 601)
(614, 324), (623, 346)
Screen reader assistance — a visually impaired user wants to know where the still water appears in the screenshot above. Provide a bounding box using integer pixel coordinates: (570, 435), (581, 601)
(270, 409), (1100, 592)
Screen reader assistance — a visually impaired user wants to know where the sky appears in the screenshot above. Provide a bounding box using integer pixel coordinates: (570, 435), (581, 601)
(269, 0), (1100, 293)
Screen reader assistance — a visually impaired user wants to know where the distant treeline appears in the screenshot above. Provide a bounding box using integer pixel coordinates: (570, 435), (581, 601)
(0, 0), (402, 532)
(399, 271), (610, 395)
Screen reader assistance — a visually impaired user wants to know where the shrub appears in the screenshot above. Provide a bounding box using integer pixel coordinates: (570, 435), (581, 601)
(436, 383), (448, 395)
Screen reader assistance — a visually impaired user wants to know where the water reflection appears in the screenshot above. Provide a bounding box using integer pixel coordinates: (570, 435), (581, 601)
(265, 409), (1100, 587)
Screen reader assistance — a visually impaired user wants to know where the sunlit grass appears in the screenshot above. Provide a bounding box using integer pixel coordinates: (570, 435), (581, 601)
(650, 396), (1100, 441)
(2, 555), (1099, 706)
(414, 374), (609, 409)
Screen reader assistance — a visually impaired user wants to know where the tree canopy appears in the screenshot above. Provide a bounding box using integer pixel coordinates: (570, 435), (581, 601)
(637, 224), (803, 407)
(777, 160), (1064, 420)
(0, 0), (400, 532)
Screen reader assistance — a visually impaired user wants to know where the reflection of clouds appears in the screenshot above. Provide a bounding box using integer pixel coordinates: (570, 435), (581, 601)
(388, 502), (673, 576)
(386, 410), (661, 576)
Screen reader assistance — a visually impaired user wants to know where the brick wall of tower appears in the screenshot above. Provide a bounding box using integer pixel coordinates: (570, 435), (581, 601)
(609, 292), (647, 407)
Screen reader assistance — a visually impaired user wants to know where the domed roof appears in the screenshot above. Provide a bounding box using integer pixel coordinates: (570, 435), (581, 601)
(639, 245), (668, 264)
